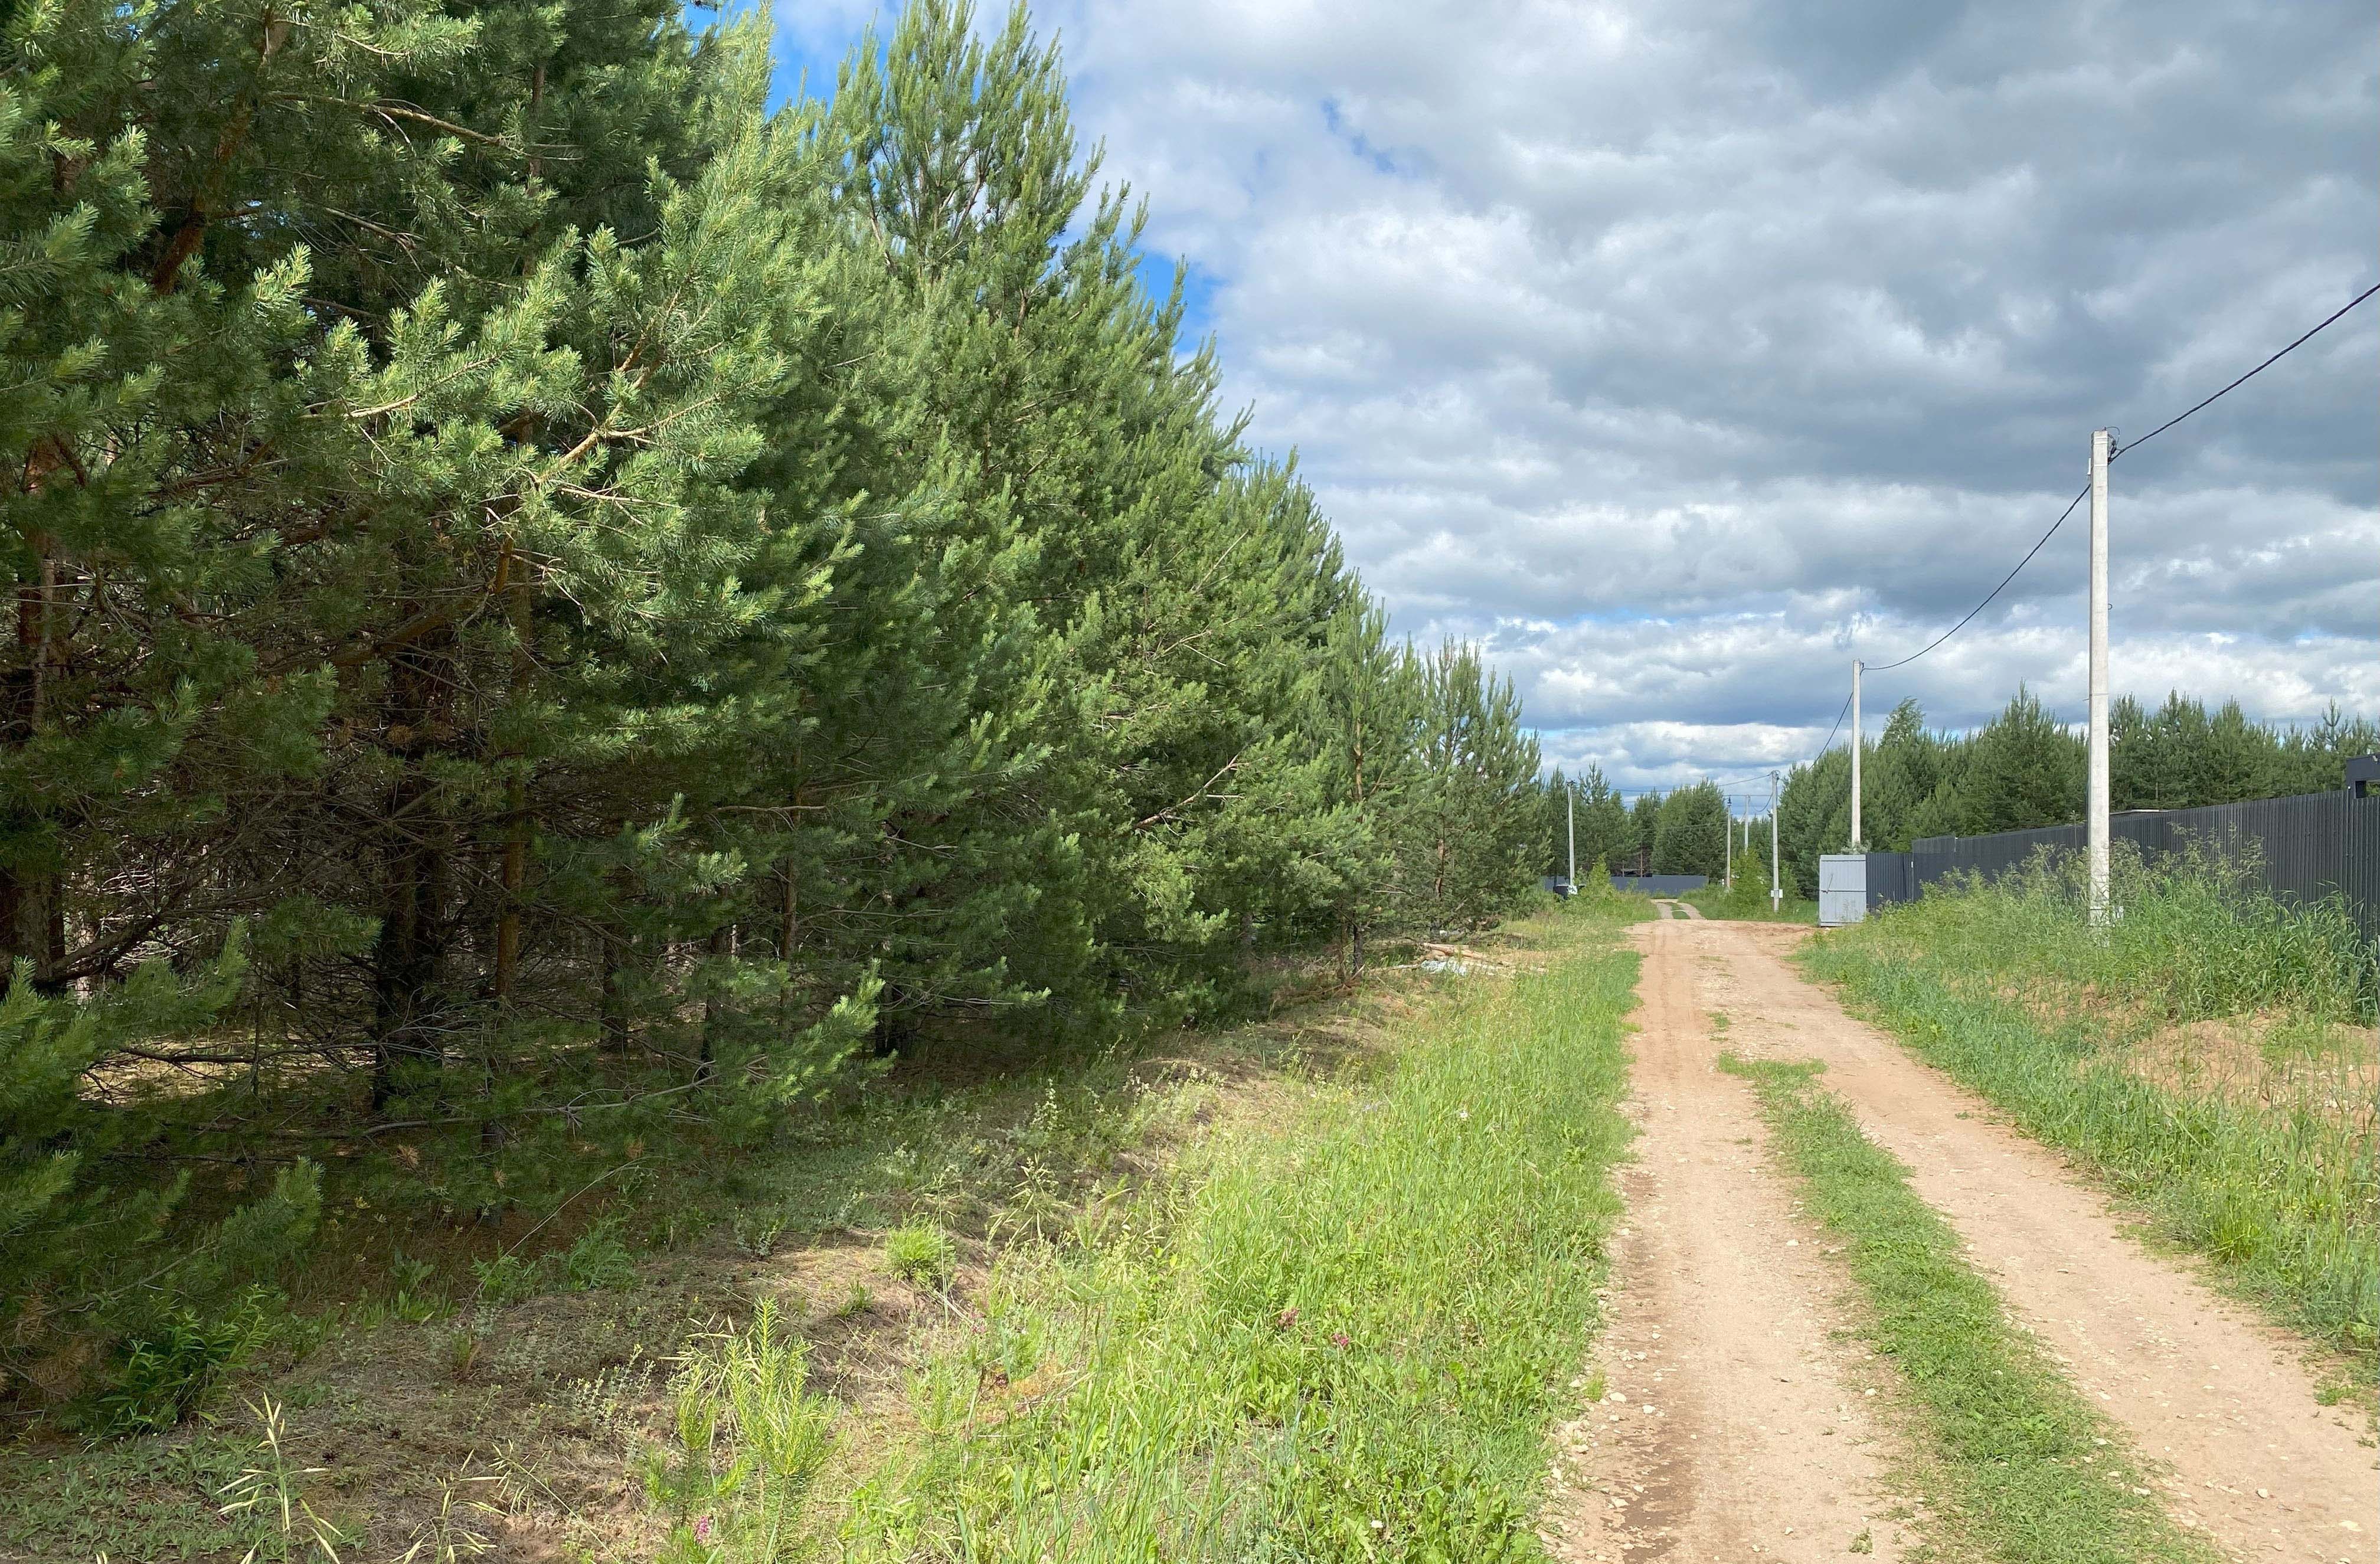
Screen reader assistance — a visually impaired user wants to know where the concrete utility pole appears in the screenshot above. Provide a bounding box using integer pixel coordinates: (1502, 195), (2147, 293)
(1849, 657), (1864, 850)
(2088, 428), (2111, 923)
(1724, 801), (1732, 888)
(1770, 773), (1783, 914)
(1565, 782), (1576, 889)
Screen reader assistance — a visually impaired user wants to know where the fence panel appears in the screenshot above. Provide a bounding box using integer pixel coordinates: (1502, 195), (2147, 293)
(1909, 788), (2378, 943)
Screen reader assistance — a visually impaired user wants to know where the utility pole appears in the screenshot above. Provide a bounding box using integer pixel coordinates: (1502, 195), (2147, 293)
(1724, 801), (1732, 888)
(2088, 428), (2111, 923)
(1849, 657), (1863, 849)
(1769, 773), (1782, 914)
(1565, 781), (1576, 891)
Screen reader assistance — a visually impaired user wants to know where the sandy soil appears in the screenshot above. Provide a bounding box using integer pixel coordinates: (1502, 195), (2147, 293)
(1554, 915), (2377, 1564)
(1547, 919), (1912, 1562)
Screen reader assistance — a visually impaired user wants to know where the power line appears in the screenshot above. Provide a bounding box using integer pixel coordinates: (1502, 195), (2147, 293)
(1807, 689), (1854, 761)
(2111, 280), (2379, 462)
(1699, 689), (1854, 796)
(1864, 483), (2090, 673)
(1574, 283), (2380, 803)
(1855, 279), (2376, 679)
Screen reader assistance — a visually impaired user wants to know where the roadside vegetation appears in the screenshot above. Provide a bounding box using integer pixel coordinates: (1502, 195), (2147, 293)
(1, 0), (1557, 1434)
(1669, 836), (1815, 922)
(1722, 1054), (2222, 1564)
(816, 896), (1641, 1559)
(1800, 850), (2378, 1357)
(0, 900), (1640, 1561)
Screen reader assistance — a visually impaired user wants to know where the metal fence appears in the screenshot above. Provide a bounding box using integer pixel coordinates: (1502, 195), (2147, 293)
(1902, 787), (2379, 941)
(1610, 874), (1709, 896)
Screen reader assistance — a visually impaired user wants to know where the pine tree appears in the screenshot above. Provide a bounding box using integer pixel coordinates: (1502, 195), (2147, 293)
(1400, 643), (1542, 931)
(1652, 781), (1728, 876)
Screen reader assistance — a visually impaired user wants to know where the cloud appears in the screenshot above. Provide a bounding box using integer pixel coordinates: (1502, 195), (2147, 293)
(775, 0), (2379, 793)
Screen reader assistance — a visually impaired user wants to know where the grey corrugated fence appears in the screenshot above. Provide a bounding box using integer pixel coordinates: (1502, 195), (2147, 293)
(1610, 875), (1709, 896)
(1887, 788), (2378, 941)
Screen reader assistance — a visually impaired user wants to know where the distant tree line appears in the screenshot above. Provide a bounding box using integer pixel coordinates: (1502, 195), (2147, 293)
(1770, 691), (2374, 898)
(0, 0), (1550, 1416)
(1541, 768), (1732, 879)
(1549, 690), (2372, 901)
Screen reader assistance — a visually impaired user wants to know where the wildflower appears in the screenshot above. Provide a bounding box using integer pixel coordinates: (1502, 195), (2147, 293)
(1275, 1305), (1299, 1329)
(694, 1515), (713, 1541)
(1457, 1108), (1470, 1122)
(1331, 1331), (1351, 1349)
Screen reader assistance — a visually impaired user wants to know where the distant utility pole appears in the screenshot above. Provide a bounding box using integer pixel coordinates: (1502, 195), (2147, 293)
(1849, 657), (1864, 850)
(1724, 802), (1732, 888)
(1565, 782), (1576, 889)
(2088, 428), (2111, 922)
(1770, 773), (1783, 913)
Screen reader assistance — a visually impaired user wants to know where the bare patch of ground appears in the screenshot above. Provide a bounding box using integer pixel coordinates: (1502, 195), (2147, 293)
(1544, 919), (1913, 1563)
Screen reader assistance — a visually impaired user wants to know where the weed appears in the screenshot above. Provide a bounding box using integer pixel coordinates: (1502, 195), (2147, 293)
(472, 1252), (544, 1308)
(388, 1250), (447, 1323)
(446, 1322), (486, 1383)
(562, 1346), (653, 1438)
(394, 1463), (501, 1562)
(90, 1299), (270, 1436)
(731, 1209), (788, 1259)
(217, 1397), (349, 1562)
(882, 1223), (957, 1290)
(638, 1308), (833, 1561)
(562, 1219), (639, 1293)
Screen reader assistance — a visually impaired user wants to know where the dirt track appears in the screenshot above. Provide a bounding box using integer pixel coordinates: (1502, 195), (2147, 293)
(1549, 917), (2375, 1564)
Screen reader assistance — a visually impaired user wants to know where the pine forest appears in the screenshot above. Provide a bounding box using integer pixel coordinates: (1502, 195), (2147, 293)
(0, 0), (1551, 1421)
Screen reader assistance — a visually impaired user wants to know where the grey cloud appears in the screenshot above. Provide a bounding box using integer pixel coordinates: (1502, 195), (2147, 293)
(787, 0), (2379, 792)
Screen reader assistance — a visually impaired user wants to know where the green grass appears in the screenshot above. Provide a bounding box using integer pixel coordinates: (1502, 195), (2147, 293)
(0, 1433), (281, 1562)
(1681, 879), (1817, 923)
(883, 1222), (959, 1289)
(1799, 851), (2377, 1356)
(1719, 1053), (2220, 1564)
(797, 902), (1642, 1560)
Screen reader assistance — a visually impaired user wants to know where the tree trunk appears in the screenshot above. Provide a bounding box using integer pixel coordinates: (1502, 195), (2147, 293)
(698, 923), (732, 1084)
(369, 774), (449, 1109)
(370, 633), (453, 1111)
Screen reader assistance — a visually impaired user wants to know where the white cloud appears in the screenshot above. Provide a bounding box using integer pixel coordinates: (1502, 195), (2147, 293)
(779, 0), (2380, 791)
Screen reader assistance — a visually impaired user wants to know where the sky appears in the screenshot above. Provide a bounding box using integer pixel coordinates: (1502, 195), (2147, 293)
(764, 0), (2379, 803)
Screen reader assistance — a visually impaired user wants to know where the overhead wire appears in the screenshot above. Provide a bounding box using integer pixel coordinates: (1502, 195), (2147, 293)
(1856, 280), (2376, 676)
(1864, 483), (2090, 673)
(2110, 280), (2378, 462)
(1589, 281), (2378, 804)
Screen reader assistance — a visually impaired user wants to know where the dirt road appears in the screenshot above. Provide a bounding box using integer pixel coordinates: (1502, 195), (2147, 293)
(1549, 917), (2375, 1564)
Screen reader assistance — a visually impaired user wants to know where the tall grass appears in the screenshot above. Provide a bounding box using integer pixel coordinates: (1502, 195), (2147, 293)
(803, 904), (1641, 1560)
(1800, 847), (2378, 1354)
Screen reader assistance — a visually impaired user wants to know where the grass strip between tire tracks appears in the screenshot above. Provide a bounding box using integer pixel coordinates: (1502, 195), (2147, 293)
(1719, 1052), (2222, 1564)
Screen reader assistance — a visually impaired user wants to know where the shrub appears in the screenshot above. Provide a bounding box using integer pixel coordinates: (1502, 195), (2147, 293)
(87, 1298), (272, 1437)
